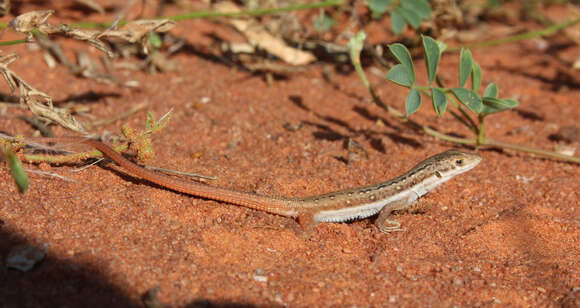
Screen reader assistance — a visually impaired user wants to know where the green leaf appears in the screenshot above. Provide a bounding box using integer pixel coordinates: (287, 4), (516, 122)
(471, 61), (482, 92)
(437, 41), (448, 53)
(397, 7), (421, 28)
(390, 9), (406, 34)
(5, 149), (28, 193)
(387, 64), (413, 87)
(502, 98), (520, 108)
(148, 33), (162, 49)
(401, 0), (431, 19)
(480, 98), (518, 115)
(348, 31), (366, 63)
(482, 97), (519, 111)
(483, 82), (498, 98)
(314, 11), (335, 32)
(451, 88), (482, 112)
(481, 97), (505, 109)
(388, 43), (415, 84)
(480, 106), (497, 116)
(431, 88), (447, 116)
(146, 112), (153, 132)
(416, 0), (432, 18)
(459, 49), (473, 87)
(155, 109), (172, 132)
(146, 109), (173, 133)
(369, 0), (392, 18)
(348, 31), (365, 53)
(348, 30), (369, 89)
(422, 35), (440, 85)
(405, 88), (422, 115)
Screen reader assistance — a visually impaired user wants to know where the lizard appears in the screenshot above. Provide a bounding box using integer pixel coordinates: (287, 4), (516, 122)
(59, 137), (482, 233)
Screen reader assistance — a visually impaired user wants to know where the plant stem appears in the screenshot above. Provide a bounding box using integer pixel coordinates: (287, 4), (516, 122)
(22, 144), (128, 164)
(447, 17), (580, 52)
(349, 46), (579, 164)
(482, 139), (580, 164)
(0, 0), (346, 43)
(170, 0), (345, 21)
(0, 38), (26, 46)
(477, 114), (486, 145)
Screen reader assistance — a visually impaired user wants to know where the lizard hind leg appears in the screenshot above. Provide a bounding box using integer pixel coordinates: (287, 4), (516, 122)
(295, 213), (317, 238)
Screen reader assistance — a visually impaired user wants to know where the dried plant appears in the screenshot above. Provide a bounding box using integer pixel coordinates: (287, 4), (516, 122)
(0, 51), (85, 132)
(9, 10), (176, 57)
(1, 10), (176, 132)
(0, 0), (9, 17)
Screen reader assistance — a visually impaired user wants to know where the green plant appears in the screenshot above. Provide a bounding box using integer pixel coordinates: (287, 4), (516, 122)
(1, 141), (28, 192)
(314, 10), (336, 33)
(368, 0), (431, 34)
(386, 35), (519, 144)
(1, 111), (172, 167)
(0, 1), (350, 191)
(349, 31), (580, 164)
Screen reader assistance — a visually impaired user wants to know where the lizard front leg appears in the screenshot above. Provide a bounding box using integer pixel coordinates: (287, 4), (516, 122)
(375, 200), (411, 233)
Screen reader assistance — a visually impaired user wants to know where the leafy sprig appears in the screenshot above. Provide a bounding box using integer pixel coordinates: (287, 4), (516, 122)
(1, 141), (29, 192)
(348, 31), (580, 164)
(368, 0), (431, 34)
(386, 35), (519, 143)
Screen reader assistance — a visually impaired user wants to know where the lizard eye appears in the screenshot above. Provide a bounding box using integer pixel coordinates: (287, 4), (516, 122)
(455, 159), (463, 165)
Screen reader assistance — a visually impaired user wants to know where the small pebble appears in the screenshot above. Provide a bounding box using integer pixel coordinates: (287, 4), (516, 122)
(537, 287), (546, 293)
(253, 275), (268, 282)
(551, 126), (579, 143)
(5, 244), (45, 272)
(554, 144), (576, 156)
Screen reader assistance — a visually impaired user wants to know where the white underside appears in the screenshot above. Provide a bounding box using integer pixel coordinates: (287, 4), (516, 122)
(313, 190), (413, 222)
(313, 172), (459, 223)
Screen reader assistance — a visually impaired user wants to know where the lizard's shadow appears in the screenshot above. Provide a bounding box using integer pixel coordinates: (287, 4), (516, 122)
(287, 95), (423, 160)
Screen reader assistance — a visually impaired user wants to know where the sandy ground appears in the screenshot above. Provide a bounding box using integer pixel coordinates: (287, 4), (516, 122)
(0, 2), (579, 307)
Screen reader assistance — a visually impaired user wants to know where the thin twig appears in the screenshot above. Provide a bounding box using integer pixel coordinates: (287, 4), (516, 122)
(18, 115), (54, 137)
(482, 139), (580, 164)
(0, 38), (26, 46)
(71, 157), (104, 172)
(447, 17), (580, 52)
(145, 165), (216, 181)
(370, 95), (580, 163)
(21, 145), (128, 164)
(25, 168), (78, 182)
(32, 0), (347, 29)
(0, 132), (75, 154)
(170, 0), (346, 21)
(88, 101), (149, 128)
(1, 135), (128, 163)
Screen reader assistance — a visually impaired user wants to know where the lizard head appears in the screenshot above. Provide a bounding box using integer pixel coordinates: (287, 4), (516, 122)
(427, 149), (482, 180)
